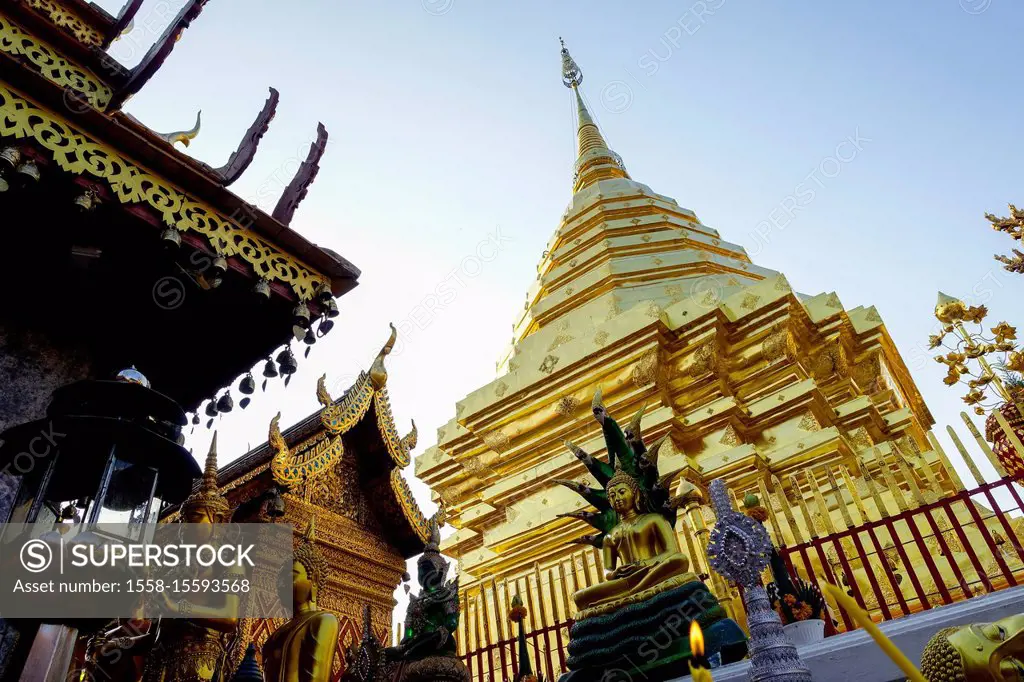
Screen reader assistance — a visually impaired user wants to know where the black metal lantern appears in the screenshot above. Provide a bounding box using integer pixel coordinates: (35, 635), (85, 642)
(0, 372), (199, 533)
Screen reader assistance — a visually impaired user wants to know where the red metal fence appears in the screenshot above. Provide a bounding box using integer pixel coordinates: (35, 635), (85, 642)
(462, 621), (571, 682)
(779, 473), (1024, 632)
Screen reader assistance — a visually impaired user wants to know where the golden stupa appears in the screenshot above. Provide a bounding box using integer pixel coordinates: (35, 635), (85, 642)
(416, 41), (975, 657)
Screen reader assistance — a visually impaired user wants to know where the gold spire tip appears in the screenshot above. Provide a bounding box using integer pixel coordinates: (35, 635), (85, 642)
(560, 37), (582, 88)
(202, 431), (219, 487)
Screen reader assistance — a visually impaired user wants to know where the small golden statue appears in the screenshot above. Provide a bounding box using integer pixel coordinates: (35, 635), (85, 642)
(143, 433), (242, 682)
(262, 517), (340, 682)
(555, 391), (746, 681)
(919, 616), (1024, 681)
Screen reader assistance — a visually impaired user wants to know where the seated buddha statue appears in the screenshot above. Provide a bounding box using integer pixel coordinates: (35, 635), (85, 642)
(573, 468), (695, 612)
(555, 390), (747, 680)
(919, 615), (1024, 681)
(262, 517), (339, 682)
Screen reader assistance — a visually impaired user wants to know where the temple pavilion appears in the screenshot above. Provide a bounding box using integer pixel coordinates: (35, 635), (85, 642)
(159, 328), (431, 680)
(0, 0), (360, 678)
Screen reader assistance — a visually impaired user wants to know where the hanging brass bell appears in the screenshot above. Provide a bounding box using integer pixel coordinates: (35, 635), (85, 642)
(73, 189), (99, 212)
(324, 298), (339, 318)
(216, 392), (233, 413)
(161, 227), (181, 249)
(204, 400), (218, 417)
(277, 347), (298, 375)
(317, 317), (334, 337)
(292, 302), (311, 328)
(266, 487), (286, 518)
(253, 279), (271, 299)
(209, 255), (227, 288)
(0, 146), (21, 168)
(239, 373), (256, 395)
(16, 160), (40, 183)
(262, 358), (278, 378)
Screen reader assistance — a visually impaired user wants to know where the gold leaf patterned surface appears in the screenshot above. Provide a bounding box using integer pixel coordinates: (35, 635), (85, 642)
(26, 0), (103, 46)
(320, 374), (375, 433)
(0, 85), (331, 300)
(375, 388), (412, 468)
(0, 13), (111, 110)
(390, 468), (431, 542)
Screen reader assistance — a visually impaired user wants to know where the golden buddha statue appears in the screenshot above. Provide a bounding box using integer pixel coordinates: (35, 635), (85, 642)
(919, 616), (1024, 681)
(262, 517), (339, 682)
(573, 467), (695, 613)
(556, 391), (747, 680)
(143, 433), (242, 682)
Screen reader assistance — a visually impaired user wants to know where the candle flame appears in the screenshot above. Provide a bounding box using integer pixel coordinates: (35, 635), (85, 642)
(690, 620), (705, 657)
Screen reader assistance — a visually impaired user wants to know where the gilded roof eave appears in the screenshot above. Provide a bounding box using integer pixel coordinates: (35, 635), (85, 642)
(164, 370), (429, 546)
(183, 329), (430, 547)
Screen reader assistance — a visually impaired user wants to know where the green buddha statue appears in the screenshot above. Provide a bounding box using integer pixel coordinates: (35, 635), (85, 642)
(554, 391), (747, 681)
(385, 517), (469, 682)
(920, 616), (1024, 681)
(262, 517), (339, 682)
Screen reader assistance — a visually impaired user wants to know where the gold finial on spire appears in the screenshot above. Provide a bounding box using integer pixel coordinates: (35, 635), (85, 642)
(369, 323), (398, 389)
(558, 39), (629, 191)
(157, 111), (202, 148)
(560, 37), (583, 88)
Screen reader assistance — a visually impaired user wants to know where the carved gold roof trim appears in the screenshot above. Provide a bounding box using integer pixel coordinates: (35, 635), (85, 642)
(375, 387), (411, 468)
(270, 412), (345, 488)
(0, 12), (112, 110)
(26, 0), (103, 46)
(0, 85), (330, 300)
(317, 373), (414, 469)
(390, 468), (431, 543)
(320, 373), (375, 433)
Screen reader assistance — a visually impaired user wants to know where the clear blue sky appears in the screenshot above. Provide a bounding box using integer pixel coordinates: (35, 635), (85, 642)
(96, 0), (1022, 557)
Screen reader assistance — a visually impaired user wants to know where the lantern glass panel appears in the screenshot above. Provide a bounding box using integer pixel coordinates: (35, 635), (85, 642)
(92, 458), (159, 540)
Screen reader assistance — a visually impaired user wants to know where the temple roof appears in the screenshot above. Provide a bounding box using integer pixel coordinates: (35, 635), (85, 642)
(0, 0), (362, 410)
(181, 328), (430, 557)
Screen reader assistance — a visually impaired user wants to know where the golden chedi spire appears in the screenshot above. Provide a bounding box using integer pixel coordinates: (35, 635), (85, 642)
(181, 431), (231, 521)
(560, 38), (629, 192)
